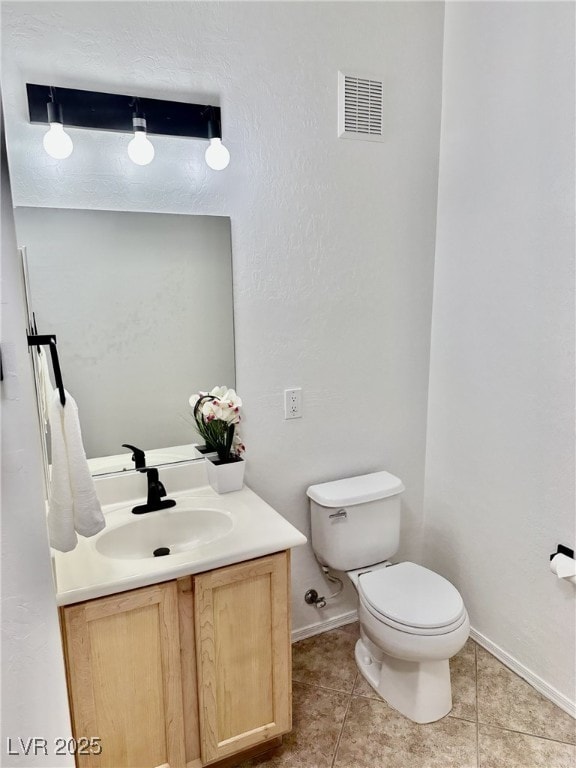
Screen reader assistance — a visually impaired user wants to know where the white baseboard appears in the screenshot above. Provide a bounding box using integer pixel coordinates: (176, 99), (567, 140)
(291, 613), (575, 720)
(470, 628), (576, 720)
(291, 609), (358, 644)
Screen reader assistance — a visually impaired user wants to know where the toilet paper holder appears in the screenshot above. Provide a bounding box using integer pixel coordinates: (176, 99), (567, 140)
(549, 544), (576, 583)
(549, 544), (574, 562)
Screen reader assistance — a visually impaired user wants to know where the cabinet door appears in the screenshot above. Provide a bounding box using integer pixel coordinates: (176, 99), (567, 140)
(194, 552), (291, 763)
(61, 582), (186, 768)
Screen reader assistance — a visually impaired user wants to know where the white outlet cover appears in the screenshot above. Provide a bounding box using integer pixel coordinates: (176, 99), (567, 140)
(284, 388), (302, 419)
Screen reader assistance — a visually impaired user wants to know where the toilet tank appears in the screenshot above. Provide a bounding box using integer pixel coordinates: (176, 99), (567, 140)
(307, 471), (405, 572)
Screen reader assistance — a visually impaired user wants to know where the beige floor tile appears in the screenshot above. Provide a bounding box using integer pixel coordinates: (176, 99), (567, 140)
(238, 682), (350, 768)
(333, 695), (478, 768)
(292, 628), (359, 693)
(352, 637), (478, 723)
(338, 620), (361, 639)
(479, 724), (576, 768)
(451, 637), (478, 722)
(477, 646), (576, 744)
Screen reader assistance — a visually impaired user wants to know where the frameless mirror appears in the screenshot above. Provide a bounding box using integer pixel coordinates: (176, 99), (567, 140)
(14, 206), (235, 475)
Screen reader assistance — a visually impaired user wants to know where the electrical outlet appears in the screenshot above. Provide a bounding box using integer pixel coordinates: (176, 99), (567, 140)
(284, 388), (302, 419)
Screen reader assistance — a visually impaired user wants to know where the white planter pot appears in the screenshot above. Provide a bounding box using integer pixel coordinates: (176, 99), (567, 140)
(206, 457), (245, 494)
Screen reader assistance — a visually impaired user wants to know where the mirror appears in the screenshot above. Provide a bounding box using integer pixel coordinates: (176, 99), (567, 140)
(14, 206), (235, 475)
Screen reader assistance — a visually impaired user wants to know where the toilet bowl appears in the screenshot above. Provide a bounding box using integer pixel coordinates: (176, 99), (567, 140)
(307, 471), (469, 724)
(351, 561), (470, 722)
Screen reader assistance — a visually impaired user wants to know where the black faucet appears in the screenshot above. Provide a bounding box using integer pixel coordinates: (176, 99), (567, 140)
(131, 467), (176, 514)
(122, 443), (146, 471)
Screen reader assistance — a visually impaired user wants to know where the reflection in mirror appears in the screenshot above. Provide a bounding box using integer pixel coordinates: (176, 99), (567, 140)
(15, 207), (235, 475)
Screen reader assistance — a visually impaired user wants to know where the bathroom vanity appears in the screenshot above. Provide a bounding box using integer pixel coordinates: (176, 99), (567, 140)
(60, 552), (290, 768)
(54, 464), (306, 768)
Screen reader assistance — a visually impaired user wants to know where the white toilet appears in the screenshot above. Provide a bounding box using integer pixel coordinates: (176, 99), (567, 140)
(307, 470), (469, 724)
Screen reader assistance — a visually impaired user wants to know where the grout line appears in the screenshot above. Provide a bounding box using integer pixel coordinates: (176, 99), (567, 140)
(330, 673), (358, 768)
(351, 691), (384, 704)
(476, 721), (576, 747)
(447, 714), (478, 725)
(292, 677), (357, 697)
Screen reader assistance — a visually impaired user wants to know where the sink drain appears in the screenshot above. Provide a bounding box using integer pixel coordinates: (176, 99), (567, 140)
(153, 547), (170, 557)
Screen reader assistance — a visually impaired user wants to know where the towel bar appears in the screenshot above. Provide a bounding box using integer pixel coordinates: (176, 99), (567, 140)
(27, 333), (66, 406)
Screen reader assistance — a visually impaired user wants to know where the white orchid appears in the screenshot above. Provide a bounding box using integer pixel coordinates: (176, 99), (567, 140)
(189, 386), (232, 410)
(223, 388), (242, 409)
(233, 433), (246, 456)
(209, 385), (229, 399)
(189, 385), (244, 462)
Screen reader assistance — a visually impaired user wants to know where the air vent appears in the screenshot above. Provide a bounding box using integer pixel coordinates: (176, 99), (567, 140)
(338, 72), (384, 142)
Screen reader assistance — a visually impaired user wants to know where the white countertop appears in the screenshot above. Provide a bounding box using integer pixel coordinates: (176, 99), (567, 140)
(54, 463), (307, 606)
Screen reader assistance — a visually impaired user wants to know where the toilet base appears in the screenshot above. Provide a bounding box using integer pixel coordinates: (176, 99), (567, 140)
(355, 636), (452, 724)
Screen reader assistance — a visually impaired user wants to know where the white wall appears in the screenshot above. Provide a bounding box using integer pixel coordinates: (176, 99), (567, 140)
(1, 115), (74, 764)
(424, 1), (575, 708)
(1, 1), (445, 632)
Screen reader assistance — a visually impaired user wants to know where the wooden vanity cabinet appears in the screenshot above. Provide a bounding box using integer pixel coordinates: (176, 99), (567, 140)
(194, 553), (291, 763)
(60, 551), (291, 768)
(61, 582), (186, 768)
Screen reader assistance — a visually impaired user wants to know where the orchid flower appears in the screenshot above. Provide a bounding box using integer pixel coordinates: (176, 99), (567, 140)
(189, 386), (245, 463)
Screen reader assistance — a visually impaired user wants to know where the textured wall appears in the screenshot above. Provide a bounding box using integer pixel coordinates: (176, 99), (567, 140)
(1, 118), (74, 764)
(425, 2), (575, 705)
(2, 1), (445, 632)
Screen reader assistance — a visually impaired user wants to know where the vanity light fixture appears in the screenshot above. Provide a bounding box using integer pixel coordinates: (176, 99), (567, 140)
(204, 106), (230, 171)
(27, 84), (228, 170)
(42, 87), (73, 160)
(127, 102), (155, 166)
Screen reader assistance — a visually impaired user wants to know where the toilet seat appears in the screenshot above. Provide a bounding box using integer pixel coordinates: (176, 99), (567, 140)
(360, 594), (468, 636)
(357, 562), (466, 637)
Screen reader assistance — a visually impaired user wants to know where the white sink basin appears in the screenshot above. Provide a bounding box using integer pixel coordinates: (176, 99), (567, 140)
(54, 465), (308, 605)
(96, 505), (234, 560)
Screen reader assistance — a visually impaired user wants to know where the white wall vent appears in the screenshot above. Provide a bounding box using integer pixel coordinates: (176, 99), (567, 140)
(338, 71), (384, 142)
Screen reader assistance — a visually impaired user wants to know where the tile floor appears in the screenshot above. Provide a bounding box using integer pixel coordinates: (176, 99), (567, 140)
(241, 623), (575, 768)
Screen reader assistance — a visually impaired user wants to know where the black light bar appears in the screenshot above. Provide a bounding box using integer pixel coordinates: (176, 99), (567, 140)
(26, 83), (222, 140)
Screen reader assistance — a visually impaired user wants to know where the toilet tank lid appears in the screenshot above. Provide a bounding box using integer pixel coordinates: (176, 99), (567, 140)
(306, 471), (405, 508)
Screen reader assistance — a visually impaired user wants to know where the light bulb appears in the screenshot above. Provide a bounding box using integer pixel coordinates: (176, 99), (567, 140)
(127, 131), (155, 166)
(205, 138), (230, 170)
(43, 122), (73, 160)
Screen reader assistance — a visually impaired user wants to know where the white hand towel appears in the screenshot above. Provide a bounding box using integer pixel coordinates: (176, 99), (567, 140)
(47, 390), (76, 552)
(47, 390), (105, 552)
(37, 348), (54, 429)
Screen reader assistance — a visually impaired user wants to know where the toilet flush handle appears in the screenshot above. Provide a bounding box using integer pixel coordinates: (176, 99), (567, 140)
(329, 508), (347, 519)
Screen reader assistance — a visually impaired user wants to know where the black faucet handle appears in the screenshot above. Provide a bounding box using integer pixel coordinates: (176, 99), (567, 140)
(131, 466), (175, 514)
(143, 467), (166, 497)
(122, 443), (146, 470)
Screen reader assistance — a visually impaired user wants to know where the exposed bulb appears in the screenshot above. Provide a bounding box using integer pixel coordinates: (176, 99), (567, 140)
(43, 122), (73, 160)
(205, 138), (230, 170)
(127, 131), (155, 166)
